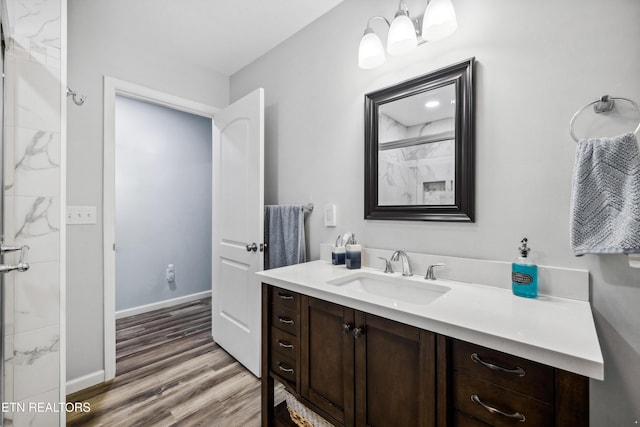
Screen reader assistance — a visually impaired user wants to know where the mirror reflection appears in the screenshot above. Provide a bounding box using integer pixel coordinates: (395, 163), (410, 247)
(364, 58), (474, 222)
(378, 83), (456, 206)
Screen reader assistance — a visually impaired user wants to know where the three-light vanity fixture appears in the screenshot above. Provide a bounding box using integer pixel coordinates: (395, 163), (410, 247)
(358, 0), (457, 69)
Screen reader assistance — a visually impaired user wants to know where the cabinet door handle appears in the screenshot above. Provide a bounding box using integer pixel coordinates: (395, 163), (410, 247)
(277, 363), (294, 374)
(277, 316), (294, 325)
(471, 395), (526, 422)
(352, 327), (365, 339)
(341, 323), (352, 334)
(277, 292), (294, 300)
(471, 353), (526, 377)
(277, 339), (294, 349)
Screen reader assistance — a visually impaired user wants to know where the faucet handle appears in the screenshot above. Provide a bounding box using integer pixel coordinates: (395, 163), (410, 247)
(17, 245), (30, 272)
(425, 263), (446, 280)
(378, 257), (394, 274)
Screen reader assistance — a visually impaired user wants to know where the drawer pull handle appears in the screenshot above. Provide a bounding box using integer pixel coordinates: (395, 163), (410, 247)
(277, 339), (294, 349)
(471, 394), (526, 422)
(471, 352), (526, 376)
(278, 316), (294, 325)
(277, 363), (294, 374)
(341, 323), (352, 334)
(277, 292), (294, 300)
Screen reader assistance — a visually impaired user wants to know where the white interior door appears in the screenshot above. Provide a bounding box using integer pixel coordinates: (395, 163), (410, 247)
(212, 88), (264, 377)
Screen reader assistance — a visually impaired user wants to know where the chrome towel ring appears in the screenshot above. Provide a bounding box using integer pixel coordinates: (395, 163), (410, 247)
(569, 95), (640, 142)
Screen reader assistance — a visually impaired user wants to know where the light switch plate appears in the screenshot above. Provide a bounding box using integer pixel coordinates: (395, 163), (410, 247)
(324, 203), (336, 227)
(67, 206), (97, 225)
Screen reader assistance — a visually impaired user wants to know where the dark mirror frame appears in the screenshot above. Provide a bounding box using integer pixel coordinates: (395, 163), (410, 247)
(364, 58), (475, 222)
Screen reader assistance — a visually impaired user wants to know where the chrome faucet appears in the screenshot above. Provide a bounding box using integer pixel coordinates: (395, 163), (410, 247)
(378, 257), (394, 273)
(390, 251), (412, 276)
(425, 263), (446, 280)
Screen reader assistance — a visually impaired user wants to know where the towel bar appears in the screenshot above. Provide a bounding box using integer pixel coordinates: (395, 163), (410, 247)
(569, 95), (640, 142)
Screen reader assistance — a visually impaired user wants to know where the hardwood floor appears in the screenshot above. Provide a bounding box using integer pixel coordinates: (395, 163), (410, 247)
(67, 298), (270, 427)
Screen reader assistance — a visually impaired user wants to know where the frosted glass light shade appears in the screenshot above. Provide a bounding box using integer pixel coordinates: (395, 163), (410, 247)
(387, 13), (417, 56)
(422, 0), (457, 41)
(358, 30), (386, 69)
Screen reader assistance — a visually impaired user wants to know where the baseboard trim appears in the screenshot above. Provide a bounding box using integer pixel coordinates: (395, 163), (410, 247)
(115, 290), (212, 320)
(66, 370), (105, 395)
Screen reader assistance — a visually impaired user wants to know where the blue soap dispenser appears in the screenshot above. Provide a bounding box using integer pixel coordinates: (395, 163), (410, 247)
(345, 235), (362, 270)
(331, 234), (346, 265)
(512, 238), (538, 298)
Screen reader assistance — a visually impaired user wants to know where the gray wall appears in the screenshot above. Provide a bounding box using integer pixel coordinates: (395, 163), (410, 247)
(114, 96), (212, 311)
(67, 0), (228, 382)
(230, 0), (640, 423)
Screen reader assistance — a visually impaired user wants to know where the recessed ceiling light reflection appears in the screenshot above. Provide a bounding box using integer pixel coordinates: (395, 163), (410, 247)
(425, 100), (440, 108)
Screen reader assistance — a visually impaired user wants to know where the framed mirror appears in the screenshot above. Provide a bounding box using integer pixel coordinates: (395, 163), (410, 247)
(365, 58), (475, 222)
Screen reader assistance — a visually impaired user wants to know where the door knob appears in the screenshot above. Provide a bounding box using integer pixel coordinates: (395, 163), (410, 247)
(246, 243), (258, 252)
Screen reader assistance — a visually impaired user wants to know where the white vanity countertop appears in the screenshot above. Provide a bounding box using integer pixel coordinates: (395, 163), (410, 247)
(257, 260), (604, 380)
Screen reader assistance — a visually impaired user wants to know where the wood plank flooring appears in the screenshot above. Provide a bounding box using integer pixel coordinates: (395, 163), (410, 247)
(67, 298), (273, 427)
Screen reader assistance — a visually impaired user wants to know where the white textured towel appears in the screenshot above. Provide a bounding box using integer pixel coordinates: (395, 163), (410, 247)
(570, 132), (640, 255)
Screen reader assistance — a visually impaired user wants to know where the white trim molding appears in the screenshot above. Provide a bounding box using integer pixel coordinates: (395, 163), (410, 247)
(60, 1), (69, 423)
(66, 370), (105, 395)
(103, 76), (218, 381)
(116, 290), (212, 320)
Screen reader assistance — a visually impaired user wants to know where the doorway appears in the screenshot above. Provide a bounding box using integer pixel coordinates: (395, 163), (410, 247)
(114, 95), (212, 316)
(103, 78), (218, 380)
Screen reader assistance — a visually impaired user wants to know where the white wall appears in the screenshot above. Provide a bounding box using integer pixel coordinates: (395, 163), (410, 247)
(115, 96), (212, 311)
(231, 0), (640, 424)
(66, 0), (228, 382)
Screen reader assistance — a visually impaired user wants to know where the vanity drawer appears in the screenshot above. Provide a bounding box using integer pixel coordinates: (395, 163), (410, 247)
(452, 372), (554, 427)
(271, 287), (299, 311)
(271, 306), (298, 336)
(451, 339), (554, 403)
(270, 327), (298, 357)
(271, 352), (297, 384)
(452, 410), (492, 427)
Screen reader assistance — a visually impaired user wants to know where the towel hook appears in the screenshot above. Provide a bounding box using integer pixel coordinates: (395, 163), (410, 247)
(569, 95), (640, 142)
(67, 87), (86, 106)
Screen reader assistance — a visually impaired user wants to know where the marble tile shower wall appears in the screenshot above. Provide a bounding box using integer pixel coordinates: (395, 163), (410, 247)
(3, 0), (63, 426)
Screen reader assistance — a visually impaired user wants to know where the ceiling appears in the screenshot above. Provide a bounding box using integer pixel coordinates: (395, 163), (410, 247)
(82, 0), (345, 76)
(380, 84), (456, 127)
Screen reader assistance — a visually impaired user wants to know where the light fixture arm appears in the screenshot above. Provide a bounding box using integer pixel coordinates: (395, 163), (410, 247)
(396, 0), (410, 16)
(365, 15), (390, 32)
(387, 2), (426, 43)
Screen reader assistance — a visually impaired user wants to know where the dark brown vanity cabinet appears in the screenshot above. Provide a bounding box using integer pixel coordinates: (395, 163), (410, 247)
(262, 284), (589, 427)
(300, 297), (355, 425)
(437, 337), (589, 427)
(352, 310), (436, 427)
(268, 286), (301, 390)
(300, 297), (436, 427)
(262, 284), (436, 427)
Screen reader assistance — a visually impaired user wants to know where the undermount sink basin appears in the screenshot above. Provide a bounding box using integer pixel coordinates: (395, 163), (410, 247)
(326, 271), (450, 305)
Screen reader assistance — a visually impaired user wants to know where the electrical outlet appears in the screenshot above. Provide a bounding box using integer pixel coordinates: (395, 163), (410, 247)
(166, 264), (175, 282)
(67, 206), (97, 225)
